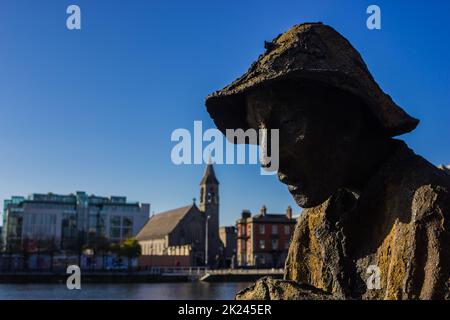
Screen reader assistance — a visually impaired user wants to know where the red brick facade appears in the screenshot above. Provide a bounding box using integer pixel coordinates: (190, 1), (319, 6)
(236, 206), (296, 268)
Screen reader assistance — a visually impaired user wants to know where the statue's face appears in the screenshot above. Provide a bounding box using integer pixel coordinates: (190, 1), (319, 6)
(245, 81), (372, 208)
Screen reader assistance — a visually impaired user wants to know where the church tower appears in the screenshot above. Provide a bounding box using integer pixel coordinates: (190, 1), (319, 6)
(199, 163), (220, 265)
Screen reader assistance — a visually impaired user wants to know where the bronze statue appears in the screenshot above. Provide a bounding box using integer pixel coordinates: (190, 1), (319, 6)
(205, 23), (450, 299)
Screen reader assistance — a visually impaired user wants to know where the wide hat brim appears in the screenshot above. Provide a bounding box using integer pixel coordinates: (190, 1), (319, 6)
(205, 22), (419, 138)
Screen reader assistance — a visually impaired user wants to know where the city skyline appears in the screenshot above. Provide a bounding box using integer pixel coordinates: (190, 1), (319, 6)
(1, 0), (450, 228)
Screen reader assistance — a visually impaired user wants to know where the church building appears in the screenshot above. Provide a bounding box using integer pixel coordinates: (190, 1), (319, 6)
(136, 163), (222, 267)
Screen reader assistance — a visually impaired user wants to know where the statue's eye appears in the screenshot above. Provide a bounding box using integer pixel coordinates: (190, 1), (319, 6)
(280, 115), (306, 145)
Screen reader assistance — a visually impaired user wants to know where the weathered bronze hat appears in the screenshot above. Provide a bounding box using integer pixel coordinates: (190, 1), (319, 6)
(205, 22), (419, 137)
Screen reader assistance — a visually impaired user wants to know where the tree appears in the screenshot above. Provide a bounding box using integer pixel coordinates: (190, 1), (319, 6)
(93, 236), (111, 270)
(119, 238), (142, 271)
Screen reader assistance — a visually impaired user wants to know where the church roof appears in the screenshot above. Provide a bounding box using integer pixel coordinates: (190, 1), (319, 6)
(199, 163), (219, 185)
(136, 204), (200, 241)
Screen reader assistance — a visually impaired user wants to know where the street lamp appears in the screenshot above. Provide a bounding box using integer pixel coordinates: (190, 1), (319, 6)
(205, 215), (211, 267)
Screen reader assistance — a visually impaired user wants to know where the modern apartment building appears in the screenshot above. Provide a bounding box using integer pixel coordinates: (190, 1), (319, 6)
(1, 191), (150, 252)
(236, 206), (296, 268)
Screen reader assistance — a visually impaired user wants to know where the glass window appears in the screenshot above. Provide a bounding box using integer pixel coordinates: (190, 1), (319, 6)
(122, 217), (133, 227)
(271, 239), (279, 250)
(259, 224), (265, 235)
(61, 214), (77, 239)
(284, 225), (290, 235)
(272, 225), (278, 235)
(109, 216), (133, 240)
(259, 240), (265, 249)
(97, 216), (105, 236)
(7, 215), (23, 238)
(23, 213), (56, 239)
(122, 216), (133, 239)
(238, 225), (244, 236)
(111, 216), (121, 227)
(110, 216), (121, 239)
(88, 215), (97, 233)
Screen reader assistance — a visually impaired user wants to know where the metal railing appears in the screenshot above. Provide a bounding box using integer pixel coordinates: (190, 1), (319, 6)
(139, 267), (284, 276)
(136, 267), (208, 276)
(207, 268), (283, 275)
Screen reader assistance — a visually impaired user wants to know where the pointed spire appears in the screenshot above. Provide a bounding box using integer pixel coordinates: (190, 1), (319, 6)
(200, 162), (219, 185)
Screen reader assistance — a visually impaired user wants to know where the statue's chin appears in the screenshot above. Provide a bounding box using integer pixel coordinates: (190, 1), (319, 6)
(292, 193), (327, 209)
(286, 180), (333, 208)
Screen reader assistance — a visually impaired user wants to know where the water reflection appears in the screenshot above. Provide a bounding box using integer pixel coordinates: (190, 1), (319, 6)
(0, 282), (252, 300)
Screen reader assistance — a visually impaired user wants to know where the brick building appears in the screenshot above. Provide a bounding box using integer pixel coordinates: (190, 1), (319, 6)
(236, 205), (296, 268)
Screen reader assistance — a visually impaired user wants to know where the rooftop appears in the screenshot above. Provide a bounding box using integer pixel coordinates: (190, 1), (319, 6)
(237, 206), (296, 223)
(135, 204), (201, 241)
(4, 191), (145, 207)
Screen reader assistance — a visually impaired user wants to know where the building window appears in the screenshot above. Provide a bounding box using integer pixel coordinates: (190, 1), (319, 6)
(284, 241), (290, 250)
(260, 256), (266, 266)
(88, 215), (98, 233)
(259, 240), (265, 250)
(271, 239), (279, 250)
(23, 213), (56, 239)
(7, 215), (23, 239)
(207, 192), (212, 203)
(97, 216), (105, 236)
(61, 214), (77, 239)
(238, 225), (245, 237)
(110, 216), (133, 240)
(259, 224), (265, 235)
(272, 225), (278, 235)
(110, 216), (121, 239)
(284, 225), (290, 235)
(122, 216), (133, 238)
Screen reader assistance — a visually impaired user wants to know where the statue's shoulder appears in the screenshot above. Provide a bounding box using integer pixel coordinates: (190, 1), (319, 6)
(398, 148), (450, 222)
(376, 142), (450, 219)
(410, 180), (450, 224)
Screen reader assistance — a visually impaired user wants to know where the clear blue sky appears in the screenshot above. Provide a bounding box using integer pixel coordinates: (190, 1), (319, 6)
(1, 0), (449, 227)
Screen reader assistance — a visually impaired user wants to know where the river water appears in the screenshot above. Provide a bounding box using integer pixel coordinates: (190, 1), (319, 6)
(0, 282), (252, 300)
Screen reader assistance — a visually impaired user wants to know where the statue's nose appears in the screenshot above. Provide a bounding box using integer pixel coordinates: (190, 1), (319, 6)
(278, 172), (295, 185)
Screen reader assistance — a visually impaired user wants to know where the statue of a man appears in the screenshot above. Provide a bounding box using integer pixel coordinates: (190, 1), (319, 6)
(205, 23), (450, 299)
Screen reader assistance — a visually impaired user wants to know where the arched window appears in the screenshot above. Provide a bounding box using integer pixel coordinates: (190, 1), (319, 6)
(207, 191), (213, 203)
